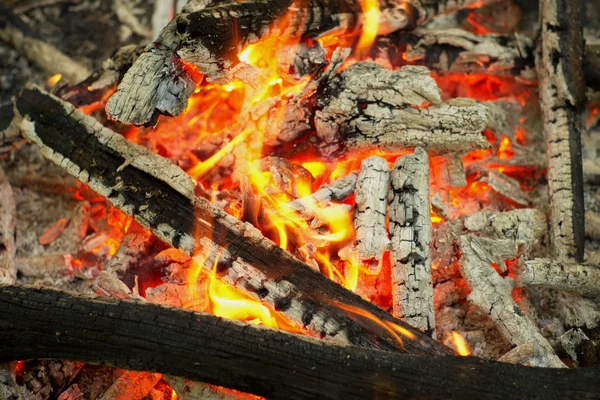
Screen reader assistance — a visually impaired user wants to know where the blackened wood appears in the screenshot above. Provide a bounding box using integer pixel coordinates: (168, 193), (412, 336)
(16, 85), (451, 357)
(535, 0), (585, 262)
(2, 285), (600, 400)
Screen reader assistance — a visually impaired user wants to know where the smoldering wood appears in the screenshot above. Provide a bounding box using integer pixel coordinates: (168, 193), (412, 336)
(403, 28), (534, 76)
(315, 63), (489, 158)
(284, 172), (357, 215)
(167, 377), (253, 400)
(2, 285), (600, 400)
(105, 20), (197, 126)
(460, 235), (565, 368)
(463, 209), (547, 244)
(485, 170), (531, 206)
(536, 0), (586, 262)
(99, 371), (161, 400)
(354, 156), (390, 263)
(517, 259), (600, 297)
(430, 154), (466, 188)
(388, 148), (434, 333)
(0, 166), (15, 285)
(16, 85), (450, 356)
(497, 342), (559, 368)
(108, 0), (491, 125)
(0, 3), (90, 83)
(58, 44), (144, 108)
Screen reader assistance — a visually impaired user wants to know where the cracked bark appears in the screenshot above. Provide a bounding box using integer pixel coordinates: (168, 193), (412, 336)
(315, 63), (489, 158)
(388, 148), (434, 333)
(354, 156), (390, 264)
(517, 258), (600, 297)
(16, 85), (450, 357)
(459, 235), (566, 368)
(463, 209), (547, 244)
(1, 285), (599, 400)
(535, 0), (585, 261)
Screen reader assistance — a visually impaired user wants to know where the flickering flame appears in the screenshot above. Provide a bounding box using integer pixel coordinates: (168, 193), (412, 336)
(356, 0), (381, 58)
(47, 74), (62, 87)
(452, 331), (471, 356)
(497, 135), (515, 160)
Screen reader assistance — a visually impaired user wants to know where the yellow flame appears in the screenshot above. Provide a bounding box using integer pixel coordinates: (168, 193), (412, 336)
(47, 74), (62, 87)
(355, 0), (381, 59)
(452, 331), (471, 356)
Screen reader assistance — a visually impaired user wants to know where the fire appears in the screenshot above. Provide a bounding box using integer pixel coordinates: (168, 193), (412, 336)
(47, 73), (62, 87)
(497, 135), (515, 160)
(356, 0), (381, 59)
(452, 331), (471, 356)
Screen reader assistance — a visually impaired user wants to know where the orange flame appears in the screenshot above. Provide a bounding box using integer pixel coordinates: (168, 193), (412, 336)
(356, 0), (381, 59)
(452, 331), (471, 356)
(47, 74), (62, 87)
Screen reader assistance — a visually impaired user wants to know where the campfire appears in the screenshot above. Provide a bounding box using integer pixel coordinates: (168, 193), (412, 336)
(1, 0), (600, 398)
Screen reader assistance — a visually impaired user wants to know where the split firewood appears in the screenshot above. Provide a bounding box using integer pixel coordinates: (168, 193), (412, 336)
(517, 258), (600, 298)
(536, 0), (586, 261)
(430, 154), (466, 188)
(354, 156), (390, 264)
(459, 235), (566, 368)
(2, 285), (600, 400)
(403, 28), (535, 76)
(0, 166), (16, 285)
(106, 0), (493, 125)
(16, 85), (450, 356)
(0, 3), (90, 83)
(388, 148), (434, 333)
(284, 172), (357, 216)
(485, 170), (531, 206)
(315, 63), (489, 158)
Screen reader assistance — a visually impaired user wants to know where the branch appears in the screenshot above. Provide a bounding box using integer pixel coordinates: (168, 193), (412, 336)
(1, 285), (598, 400)
(517, 258), (600, 297)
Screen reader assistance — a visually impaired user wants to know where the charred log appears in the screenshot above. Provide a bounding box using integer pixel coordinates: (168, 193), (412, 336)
(517, 259), (600, 297)
(388, 148), (434, 333)
(1, 285), (599, 400)
(459, 235), (565, 368)
(536, 0), (586, 262)
(16, 85), (450, 356)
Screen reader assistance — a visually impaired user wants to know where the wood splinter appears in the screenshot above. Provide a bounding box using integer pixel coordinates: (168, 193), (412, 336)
(388, 148), (434, 333)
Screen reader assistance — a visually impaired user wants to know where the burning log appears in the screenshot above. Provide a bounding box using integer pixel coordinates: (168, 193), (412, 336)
(460, 235), (565, 368)
(315, 63), (489, 158)
(99, 371), (161, 400)
(284, 172), (357, 216)
(16, 85), (450, 356)
(2, 285), (599, 400)
(0, 166), (16, 285)
(0, 3), (90, 83)
(106, 0), (493, 125)
(431, 154), (466, 188)
(485, 170), (531, 207)
(536, 0), (586, 261)
(517, 259), (600, 298)
(463, 209), (547, 244)
(388, 148), (434, 333)
(354, 156), (390, 264)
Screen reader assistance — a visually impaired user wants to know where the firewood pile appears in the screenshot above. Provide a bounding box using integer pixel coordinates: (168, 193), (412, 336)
(1, 0), (600, 399)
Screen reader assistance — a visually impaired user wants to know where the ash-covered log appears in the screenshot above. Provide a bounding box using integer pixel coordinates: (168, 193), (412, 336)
(460, 235), (565, 368)
(284, 172), (357, 216)
(315, 63), (489, 158)
(2, 285), (600, 400)
(354, 156), (390, 264)
(15, 85), (450, 356)
(536, 0), (586, 262)
(388, 148), (434, 333)
(517, 259), (600, 298)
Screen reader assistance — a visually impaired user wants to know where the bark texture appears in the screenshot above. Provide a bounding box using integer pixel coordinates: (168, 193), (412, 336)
(459, 235), (565, 368)
(518, 259), (600, 297)
(315, 63), (489, 158)
(388, 148), (434, 333)
(535, 0), (585, 261)
(354, 156), (390, 263)
(0, 166), (16, 285)
(1, 285), (599, 400)
(16, 85), (449, 356)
